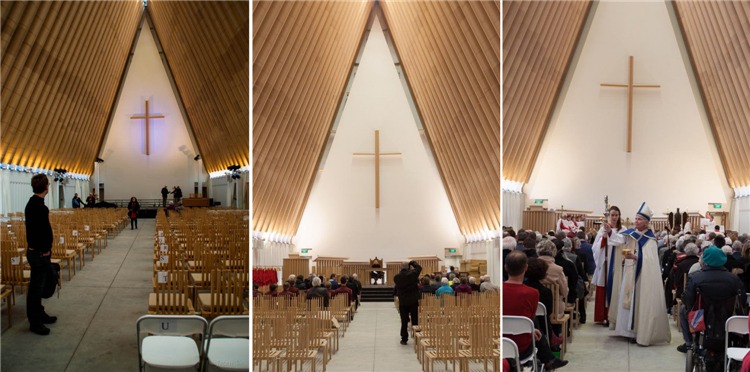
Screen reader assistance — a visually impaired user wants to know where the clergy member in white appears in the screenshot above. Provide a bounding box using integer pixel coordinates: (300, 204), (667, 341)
(610, 202), (671, 346)
(591, 206), (625, 325)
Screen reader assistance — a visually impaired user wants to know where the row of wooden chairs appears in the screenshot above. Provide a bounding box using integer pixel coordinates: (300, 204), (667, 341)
(411, 292), (501, 372)
(254, 296), (352, 372)
(148, 209), (249, 318)
(1, 209), (128, 329)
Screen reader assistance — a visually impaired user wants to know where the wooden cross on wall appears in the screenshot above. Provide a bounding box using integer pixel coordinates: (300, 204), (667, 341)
(353, 130), (401, 209)
(130, 99), (165, 155)
(600, 56), (660, 152)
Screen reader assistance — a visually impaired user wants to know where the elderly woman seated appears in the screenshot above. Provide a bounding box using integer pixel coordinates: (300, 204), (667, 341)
(536, 239), (568, 320)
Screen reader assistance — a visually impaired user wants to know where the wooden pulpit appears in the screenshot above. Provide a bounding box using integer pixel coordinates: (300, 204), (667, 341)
(313, 256), (347, 281)
(283, 255), (310, 283)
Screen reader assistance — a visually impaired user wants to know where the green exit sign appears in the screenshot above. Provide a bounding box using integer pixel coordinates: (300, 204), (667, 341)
(713, 203), (722, 209)
(301, 249), (309, 254)
(449, 248), (457, 253)
(534, 199), (544, 204)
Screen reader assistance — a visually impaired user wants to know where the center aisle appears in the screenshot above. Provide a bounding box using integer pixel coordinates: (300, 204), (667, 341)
(325, 302), (423, 372)
(1, 219), (155, 371)
(563, 293), (684, 371)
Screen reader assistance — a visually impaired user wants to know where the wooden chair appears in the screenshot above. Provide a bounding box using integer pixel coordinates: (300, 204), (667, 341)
(423, 316), (462, 372)
(149, 269), (195, 314)
(458, 319), (501, 372)
(52, 232), (77, 281)
(369, 257), (384, 285)
(543, 282), (570, 358)
(1, 284), (13, 328)
(1, 248), (29, 305)
(281, 321), (319, 372)
(197, 270), (247, 318)
(252, 317), (281, 372)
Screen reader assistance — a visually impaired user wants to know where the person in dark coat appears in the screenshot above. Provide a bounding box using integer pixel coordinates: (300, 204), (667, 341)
(306, 277), (330, 308)
(525, 257), (555, 345)
(674, 243), (701, 300)
(554, 240), (579, 305)
(393, 260), (422, 345)
(576, 231), (595, 276)
(127, 196), (141, 230)
(346, 273), (362, 309)
(25, 174), (56, 335)
(161, 185), (169, 207)
(678, 246), (746, 352)
(418, 276), (435, 297)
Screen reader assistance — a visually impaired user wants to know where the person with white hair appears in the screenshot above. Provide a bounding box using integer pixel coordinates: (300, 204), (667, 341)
(674, 242), (700, 301)
(305, 276), (329, 307)
(537, 239), (568, 319)
(346, 273), (362, 309)
(479, 275), (500, 294)
(610, 203), (671, 346)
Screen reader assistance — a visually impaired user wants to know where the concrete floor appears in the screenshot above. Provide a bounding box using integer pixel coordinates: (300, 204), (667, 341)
(1, 219), (155, 372)
(255, 301), (498, 372)
(563, 293), (685, 371)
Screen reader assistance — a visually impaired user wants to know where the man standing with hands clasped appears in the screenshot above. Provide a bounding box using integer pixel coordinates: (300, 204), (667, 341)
(25, 174), (57, 335)
(393, 260), (421, 345)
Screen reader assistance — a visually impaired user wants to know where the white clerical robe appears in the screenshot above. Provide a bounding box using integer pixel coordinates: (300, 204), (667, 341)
(611, 228), (671, 346)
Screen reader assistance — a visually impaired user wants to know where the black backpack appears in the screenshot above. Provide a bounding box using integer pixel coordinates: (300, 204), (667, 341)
(41, 262), (61, 299)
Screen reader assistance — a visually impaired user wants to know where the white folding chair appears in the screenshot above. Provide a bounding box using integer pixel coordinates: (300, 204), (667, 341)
(136, 315), (208, 372)
(503, 316), (538, 372)
(725, 315), (750, 372)
(536, 302), (550, 343)
(502, 337), (522, 372)
(204, 315), (249, 371)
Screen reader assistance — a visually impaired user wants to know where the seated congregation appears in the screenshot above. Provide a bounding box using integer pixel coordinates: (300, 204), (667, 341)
(253, 263), (501, 371)
(502, 205), (750, 371)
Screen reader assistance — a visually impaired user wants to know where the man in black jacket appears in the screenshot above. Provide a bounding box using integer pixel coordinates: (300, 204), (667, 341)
(346, 273), (362, 310)
(25, 174), (57, 335)
(394, 260), (422, 345)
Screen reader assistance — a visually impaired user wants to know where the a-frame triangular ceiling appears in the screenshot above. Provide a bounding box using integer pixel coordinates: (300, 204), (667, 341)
(672, 1), (750, 189)
(381, 0), (500, 237)
(1, 1), (249, 176)
(503, 1), (750, 189)
(1, 1), (143, 175)
(252, 0), (500, 239)
(502, 1), (592, 184)
(148, 0), (249, 174)
(252, 1), (374, 237)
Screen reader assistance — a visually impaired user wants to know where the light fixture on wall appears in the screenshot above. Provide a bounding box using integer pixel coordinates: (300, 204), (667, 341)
(194, 154), (201, 161)
(53, 168), (68, 182)
(227, 165), (241, 180)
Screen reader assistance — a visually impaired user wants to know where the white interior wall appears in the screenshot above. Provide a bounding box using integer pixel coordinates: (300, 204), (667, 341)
(525, 0), (732, 219)
(732, 197), (750, 234)
(294, 14), (463, 262)
(502, 191), (524, 230)
(0, 171), (61, 214)
(98, 20), (198, 201)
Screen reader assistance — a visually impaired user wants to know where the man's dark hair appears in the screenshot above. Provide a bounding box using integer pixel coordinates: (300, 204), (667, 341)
(297, 275), (303, 281)
(269, 283), (278, 292)
(31, 174), (49, 194)
(449, 266), (455, 271)
(420, 277), (430, 286)
(507, 229), (516, 238)
(576, 231), (586, 240)
(525, 257), (549, 281)
(714, 235), (726, 248)
(524, 236), (537, 249)
(504, 251), (527, 277)
(340, 275), (348, 284)
(517, 231), (528, 242)
(709, 232), (717, 241)
(434, 273), (442, 281)
(283, 282), (290, 290)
